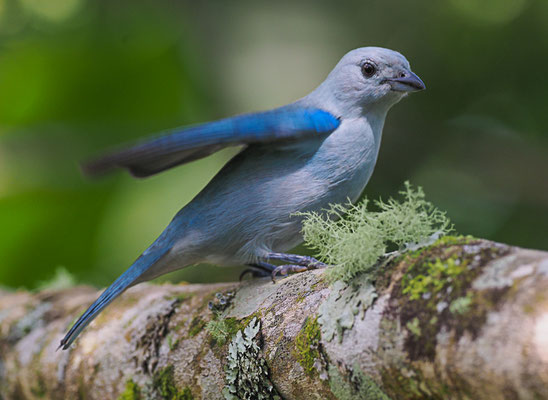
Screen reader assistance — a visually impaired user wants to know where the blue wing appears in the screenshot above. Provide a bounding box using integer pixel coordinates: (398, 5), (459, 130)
(83, 106), (340, 177)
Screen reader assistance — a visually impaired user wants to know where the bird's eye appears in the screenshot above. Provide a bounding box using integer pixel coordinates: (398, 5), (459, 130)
(361, 62), (376, 78)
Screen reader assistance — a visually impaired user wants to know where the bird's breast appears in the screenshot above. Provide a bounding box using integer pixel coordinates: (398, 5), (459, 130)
(307, 117), (381, 204)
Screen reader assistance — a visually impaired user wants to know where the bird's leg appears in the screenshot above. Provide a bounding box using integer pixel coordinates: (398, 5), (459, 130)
(266, 253), (328, 282)
(266, 253), (328, 269)
(240, 262), (278, 281)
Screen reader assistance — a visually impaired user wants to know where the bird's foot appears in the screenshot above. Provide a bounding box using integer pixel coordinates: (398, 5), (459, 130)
(270, 264), (308, 283)
(266, 253), (328, 270)
(240, 261), (277, 281)
(266, 253), (328, 283)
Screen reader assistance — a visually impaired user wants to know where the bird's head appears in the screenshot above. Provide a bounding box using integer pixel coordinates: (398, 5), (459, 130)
(317, 47), (425, 116)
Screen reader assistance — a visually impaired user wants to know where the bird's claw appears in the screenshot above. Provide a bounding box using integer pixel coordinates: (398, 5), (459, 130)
(271, 264), (308, 283)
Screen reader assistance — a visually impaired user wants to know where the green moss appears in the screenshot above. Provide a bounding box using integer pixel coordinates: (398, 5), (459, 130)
(188, 316), (206, 337)
(117, 380), (142, 400)
(152, 366), (193, 400)
(388, 239), (511, 361)
(300, 181), (452, 284)
(381, 366), (453, 400)
(30, 375), (47, 397)
(402, 257), (467, 301)
(167, 334), (182, 350)
(294, 316), (322, 377)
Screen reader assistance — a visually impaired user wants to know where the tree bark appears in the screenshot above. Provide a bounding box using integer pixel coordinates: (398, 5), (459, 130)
(1, 237), (548, 400)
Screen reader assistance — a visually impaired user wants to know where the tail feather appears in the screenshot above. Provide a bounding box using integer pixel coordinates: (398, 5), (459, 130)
(59, 247), (169, 350)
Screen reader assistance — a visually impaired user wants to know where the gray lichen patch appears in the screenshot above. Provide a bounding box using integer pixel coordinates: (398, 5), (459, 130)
(328, 364), (391, 400)
(223, 317), (281, 400)
(318, 274), (378, 343)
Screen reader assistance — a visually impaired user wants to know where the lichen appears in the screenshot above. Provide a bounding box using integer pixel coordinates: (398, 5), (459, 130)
(134, 299), (180, 373)
(328, 364), (391, 400)
(223, 317), (280, 400)
(388, 238), (511, 361)
(380, 366), (450, 400)
(300, 181), (452, 283)
(317, 275), (378, 343)
(152, 366), (193, 400)
(117, 379), (142, 400)
(406, 317), (421, 337)
(206, 317), (242, 345)
(449, 295), (472, 315)
(293, 316), (323, 377)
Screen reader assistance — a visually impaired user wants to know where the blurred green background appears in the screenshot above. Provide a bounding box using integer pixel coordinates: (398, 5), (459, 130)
(1, 0), (547, 289)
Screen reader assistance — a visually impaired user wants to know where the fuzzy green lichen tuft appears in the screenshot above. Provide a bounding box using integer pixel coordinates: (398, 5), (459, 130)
(294, 316), (322, 377)
(152, 366), (193, 400)
(301, 182), (452, 283)
(223, 317), (281, 400)
(117, 380), (142, 400)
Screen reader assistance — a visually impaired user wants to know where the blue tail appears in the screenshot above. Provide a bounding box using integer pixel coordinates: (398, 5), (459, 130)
(59, 246), (169, 350)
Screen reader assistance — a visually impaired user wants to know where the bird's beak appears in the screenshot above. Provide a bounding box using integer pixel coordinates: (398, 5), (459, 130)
(387, 70), (426, 92)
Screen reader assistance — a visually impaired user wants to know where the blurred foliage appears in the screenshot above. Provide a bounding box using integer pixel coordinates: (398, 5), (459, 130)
(0, 0), (547, 289)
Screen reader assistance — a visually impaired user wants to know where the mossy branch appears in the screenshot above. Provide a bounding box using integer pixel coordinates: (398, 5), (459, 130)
(1, 237), (548, 399)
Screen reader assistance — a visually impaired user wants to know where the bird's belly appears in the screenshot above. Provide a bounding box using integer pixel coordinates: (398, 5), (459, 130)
(180, 120), (381, 264)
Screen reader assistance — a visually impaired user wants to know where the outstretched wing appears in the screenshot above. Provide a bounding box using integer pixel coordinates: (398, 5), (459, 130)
(83, 106), (340, 178)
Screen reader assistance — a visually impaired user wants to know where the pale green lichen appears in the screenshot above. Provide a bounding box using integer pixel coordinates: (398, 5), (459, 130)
(223, 317), (280, 400)
(328, 364), (391, 400)
(406, 317), (421, 337)
(206, 317), (242, 345)
(301, 182), (452, 283)
(449, 295), (472, 315)
(317, 275), (378, 343)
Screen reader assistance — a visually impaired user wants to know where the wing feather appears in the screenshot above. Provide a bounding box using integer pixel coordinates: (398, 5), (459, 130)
(83, 107), (340, 178)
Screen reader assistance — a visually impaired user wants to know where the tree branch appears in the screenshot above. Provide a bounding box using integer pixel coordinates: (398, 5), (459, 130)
(1, 237), (548, 399)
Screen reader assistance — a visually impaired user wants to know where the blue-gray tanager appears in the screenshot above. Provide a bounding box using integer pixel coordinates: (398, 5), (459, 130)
(60, 47), (424, 349)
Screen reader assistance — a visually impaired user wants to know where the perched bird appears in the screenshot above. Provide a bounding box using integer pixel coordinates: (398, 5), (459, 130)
(60, 46), (425, 349)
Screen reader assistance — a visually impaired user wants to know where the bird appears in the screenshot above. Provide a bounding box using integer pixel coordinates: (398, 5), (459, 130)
(60, 46), (425, 350)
